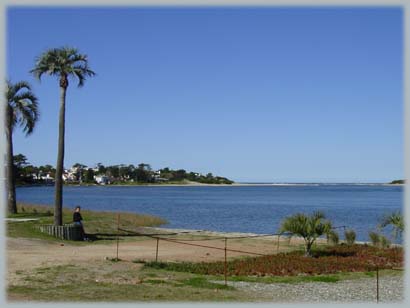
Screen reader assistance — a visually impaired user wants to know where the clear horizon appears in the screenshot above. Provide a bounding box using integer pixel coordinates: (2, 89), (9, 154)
(7, 7), (403, 183)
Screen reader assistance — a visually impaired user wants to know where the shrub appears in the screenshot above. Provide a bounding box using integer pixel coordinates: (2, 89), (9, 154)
(379, 235), (391, 248)
(369, 232), (380, 246)
(379, 211), (404, 240)
(344, 229), (356, 245)
(279, 211), (332, 256)
(369, 232), (390, 248)
(327, 230), (339, 245)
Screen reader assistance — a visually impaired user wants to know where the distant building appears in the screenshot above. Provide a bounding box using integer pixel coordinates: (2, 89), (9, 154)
(62, 168), (77, 182)
(94, 175), (110, 185)
(155, 177), (169, 182)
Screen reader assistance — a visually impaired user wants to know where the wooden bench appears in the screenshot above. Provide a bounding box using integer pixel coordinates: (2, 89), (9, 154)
(39, 224), (83, 241)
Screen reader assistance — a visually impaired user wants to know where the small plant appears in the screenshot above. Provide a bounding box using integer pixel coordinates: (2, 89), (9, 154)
(344, 229), (356, 245)
(279, 211), (332, 256)
(379, 235), (391, 248)
(379, 211), (404, 240)
(327, 230), (339, 245)
(369, 232), (380, 247)
(32, 208), (38, 214)
(132, 259), (147, 264)
(369, 232), (390, 248)
(21, 207), (25, 213)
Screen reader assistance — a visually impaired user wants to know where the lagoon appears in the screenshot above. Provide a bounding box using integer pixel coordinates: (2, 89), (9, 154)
(16, 184), (402, 242)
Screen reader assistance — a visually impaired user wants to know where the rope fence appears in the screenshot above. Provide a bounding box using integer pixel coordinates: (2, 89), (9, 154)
(112, 215), (403, 301)
(117, 227), (291, 286)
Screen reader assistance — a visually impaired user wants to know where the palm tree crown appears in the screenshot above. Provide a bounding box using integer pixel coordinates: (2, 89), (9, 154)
(379, 211), (404, 240)
(6, 80), (39, 135)
(30, 46), (95, 87)
(280, 211), (332, 256)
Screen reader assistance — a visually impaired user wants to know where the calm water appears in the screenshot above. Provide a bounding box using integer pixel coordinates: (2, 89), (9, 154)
(16, 184), (403, 242)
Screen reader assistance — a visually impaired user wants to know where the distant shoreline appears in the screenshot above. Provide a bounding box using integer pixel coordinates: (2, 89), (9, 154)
(16, 182), (403, 188)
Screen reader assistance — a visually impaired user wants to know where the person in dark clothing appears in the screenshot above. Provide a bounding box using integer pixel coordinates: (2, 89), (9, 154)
(73, 206), (87, 240)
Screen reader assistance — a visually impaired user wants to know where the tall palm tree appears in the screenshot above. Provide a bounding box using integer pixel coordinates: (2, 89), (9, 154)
(379, 211), (404, 240)
(31, 47), (95, 225)
(6, 81), (39, 214)
(279, 211), (332, 256)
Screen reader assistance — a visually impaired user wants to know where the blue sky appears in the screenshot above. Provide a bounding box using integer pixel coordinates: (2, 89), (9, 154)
(7, 6), (403, 183)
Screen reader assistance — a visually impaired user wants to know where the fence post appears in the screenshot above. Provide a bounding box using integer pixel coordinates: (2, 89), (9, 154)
(376, 266), (379, 303)
(156, 238), (159, 262)
(116, 214), (120, 260)
(224, 237), (227, 286)
(277, 235), (280, 253)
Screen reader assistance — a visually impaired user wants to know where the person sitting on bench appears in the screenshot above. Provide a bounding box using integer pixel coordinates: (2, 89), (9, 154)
(73, 206), (88, 241)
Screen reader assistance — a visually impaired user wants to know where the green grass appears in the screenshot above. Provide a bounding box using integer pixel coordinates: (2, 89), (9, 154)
(7, 203), (167, 243)
(141, 263), (402, 285)
(8, 261), (242, 302)
(179, 277), (235, 290)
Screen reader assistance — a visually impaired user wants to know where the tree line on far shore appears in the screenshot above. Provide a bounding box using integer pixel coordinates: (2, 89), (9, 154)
(12, 153), (234, 185)
(389, 179), (404, 184)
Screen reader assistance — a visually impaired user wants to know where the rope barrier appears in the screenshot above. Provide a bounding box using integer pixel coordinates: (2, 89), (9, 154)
(155, 236), (267, 256)
(118, 228), (292, 241)
(332, 225), (347, 230)
(119, 228), (269, 256)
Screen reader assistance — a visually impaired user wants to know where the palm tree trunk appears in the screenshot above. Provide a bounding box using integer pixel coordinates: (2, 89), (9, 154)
(54, 86), (66, 226)
(5, 105), (17, 214)
(305, 240), (313, 257)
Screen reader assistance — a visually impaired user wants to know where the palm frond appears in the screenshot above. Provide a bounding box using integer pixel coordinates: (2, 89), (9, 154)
(31, 46), (95, 88)
(379, 211), (404, 239)
(6, 80), (39, 135)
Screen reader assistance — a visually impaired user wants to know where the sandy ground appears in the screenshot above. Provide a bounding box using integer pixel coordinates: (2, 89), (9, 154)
(7, 230), (305, 286)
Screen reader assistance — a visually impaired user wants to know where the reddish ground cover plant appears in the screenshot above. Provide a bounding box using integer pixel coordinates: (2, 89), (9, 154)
(145, 244), (403, 277)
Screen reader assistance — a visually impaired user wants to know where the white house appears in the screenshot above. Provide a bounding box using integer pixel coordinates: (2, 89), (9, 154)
(94, 175), (110, 185)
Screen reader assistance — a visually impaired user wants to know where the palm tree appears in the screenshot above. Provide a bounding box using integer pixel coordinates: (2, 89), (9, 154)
(379, 211), (404, 240)
(279, 211), (332, 256)
(30, 47), (95, 225)
(6, 81), (39, 214)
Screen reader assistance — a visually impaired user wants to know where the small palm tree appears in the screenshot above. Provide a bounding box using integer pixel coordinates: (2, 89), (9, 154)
(5, 81), (39, 214)
(379, 211), (404, 240)
(279, 211), (332, 256)
(31, 47), (95, 225)
(344, 229), (356, 246)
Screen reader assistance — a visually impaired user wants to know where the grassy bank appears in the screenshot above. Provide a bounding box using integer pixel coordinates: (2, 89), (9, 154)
(7, 203), (167, 242)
